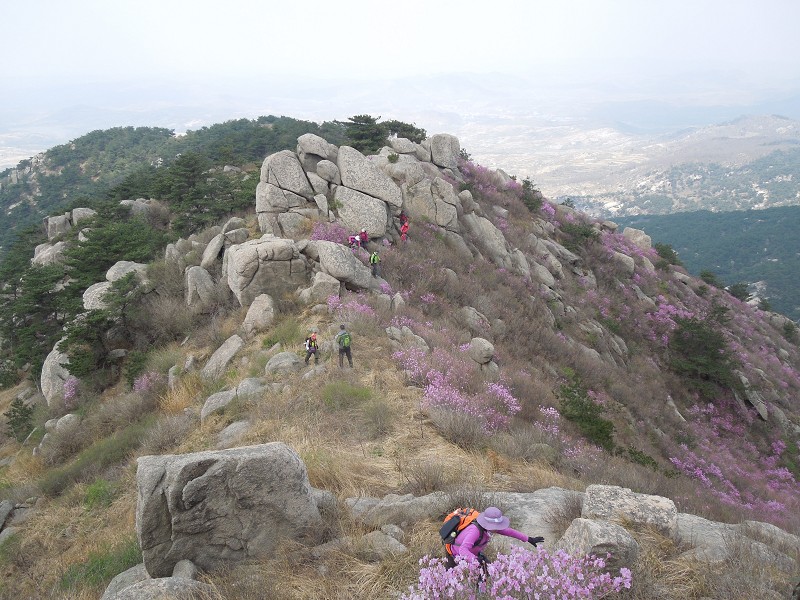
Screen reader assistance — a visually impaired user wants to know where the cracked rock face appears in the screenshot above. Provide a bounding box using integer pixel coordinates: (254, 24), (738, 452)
(225, 237), (308, 307)
(135, 443), (322, 577)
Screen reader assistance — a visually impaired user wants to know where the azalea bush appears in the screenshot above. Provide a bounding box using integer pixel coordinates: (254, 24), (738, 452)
(393, 346), (521, 432)
(401, 546), (632, 599)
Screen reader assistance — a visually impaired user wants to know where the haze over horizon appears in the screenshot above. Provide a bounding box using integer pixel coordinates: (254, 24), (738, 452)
(3, 0), (800, 171)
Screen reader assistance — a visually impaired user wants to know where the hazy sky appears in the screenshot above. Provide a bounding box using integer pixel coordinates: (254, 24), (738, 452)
(3, 0), (800, 170)
(7, 0), (799, 91)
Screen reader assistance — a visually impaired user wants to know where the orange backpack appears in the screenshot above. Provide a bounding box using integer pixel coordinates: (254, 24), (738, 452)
(440, 507), (483, 555)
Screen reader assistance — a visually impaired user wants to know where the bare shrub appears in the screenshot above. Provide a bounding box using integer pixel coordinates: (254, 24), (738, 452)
(489, 422), (556, 463)
(397, 457), (466, 496)
(711, 533), (796, 599)
(445, 484), (503, 514)
(544, 492), (583, 540)
(428, 408), (488, 451)
(140, 295), (197, 345)
(360, 399), (393, 437)
(147, 258), (185, 298)
(38, 419), (85, 467)
(142, 414), (195, 453)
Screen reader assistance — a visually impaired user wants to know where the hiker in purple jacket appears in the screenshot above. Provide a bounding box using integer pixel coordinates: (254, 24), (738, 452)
(446, 506), (544, 569)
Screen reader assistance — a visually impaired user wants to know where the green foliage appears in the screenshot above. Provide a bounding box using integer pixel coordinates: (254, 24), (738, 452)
(262, 317), (302, 349)
(83, 478), (117, 509)
(727, 282), (750, 301)
(340, 115), (425, 155)
(654, 242), (683, 268)
(4, 397), (34, 442)
(617, 206), (800, 321)
(558, 376), (615, 452)
(38, 417), (152, 497)
(627, 446), (659, 471)
(124, 351), (149, 388)
(0, 360), (18, 389)
(387, 153), (399, 164)
(700, 269), (722, 287)
(342, 114), (387, 154)
(383, 119), (427, 143)
(784, 321), (799, 344)
(758, 297), (772, 312)
(521, 177), (543, 212)
(559, 221), (599, 252)
(669, 316), (738, 399)
(560, 198), (576, 208)
(321, 381), (372, 410)
(59, 535), (141, 591)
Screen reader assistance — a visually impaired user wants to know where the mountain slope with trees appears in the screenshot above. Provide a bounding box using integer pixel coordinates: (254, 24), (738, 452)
(0, 120), (797, 599)
(616, 206), (800, 322)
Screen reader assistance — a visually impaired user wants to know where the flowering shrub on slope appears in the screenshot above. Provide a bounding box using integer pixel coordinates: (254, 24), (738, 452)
(401, 546), (632, 600)
(393, 346), (520, 432)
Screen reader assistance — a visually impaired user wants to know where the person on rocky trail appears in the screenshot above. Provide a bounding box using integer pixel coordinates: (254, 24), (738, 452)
(400, 219), (409, 242)
(443, 506), (544, 570)
(304, 332), (319, 365)
(358, 228), (369, 246)
(369, 250), (381, 278)
(334, 324), (353, 368)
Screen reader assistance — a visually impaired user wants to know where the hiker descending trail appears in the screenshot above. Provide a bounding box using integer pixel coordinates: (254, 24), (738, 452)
(304, 332), (319, 365)
(441, 506), (544, 570)
(369, 250), (381, 278)
(335, 324), (353, 368)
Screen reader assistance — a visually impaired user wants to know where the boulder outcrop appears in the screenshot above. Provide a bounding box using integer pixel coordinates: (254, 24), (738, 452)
(136, 443), (322, 577)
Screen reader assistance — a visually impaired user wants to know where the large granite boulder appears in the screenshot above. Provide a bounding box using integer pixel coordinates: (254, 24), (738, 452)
(582, 485), (678, 537)
(260, 150), (314, 200)
(242, 293), (276, 337)
(44, 213), (72, 240)
(468, 337), (495, 365)
(298, 271), (341, 304)
(185, 266), (215, 307)
(136, 443), (322, 577)
(622, 227), (652, 251)
(83, 281), (113, 311)
(311, 241), (375, 291)
(104, 577), (214, 600)
(337, 146), (402, 208)
(201, 335), (244, 379)
(264, 352), (304, 375)
(40, 343), (71, 406)
(100, 564), (149, 600)
(334, 186), (389, 237)
(559, 518), (640, 573)
(225, 237), (308, 307)
(429, 134), (461, 169)
(31, 241), (68, 266)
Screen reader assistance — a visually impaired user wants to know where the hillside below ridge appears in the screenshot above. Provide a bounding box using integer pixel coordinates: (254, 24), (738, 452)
(0, 129), (799, 598)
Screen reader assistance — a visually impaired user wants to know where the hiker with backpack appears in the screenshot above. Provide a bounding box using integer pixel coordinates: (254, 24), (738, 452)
(441, 506), (544, 571)
(369, 250), (381, 278)
(400, 219), (409, 242)
(304, 332), (319, 365)
(334, 324), (353, 368)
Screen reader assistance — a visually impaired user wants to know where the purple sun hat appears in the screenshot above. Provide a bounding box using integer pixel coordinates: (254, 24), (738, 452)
(477, 506), (510, 531)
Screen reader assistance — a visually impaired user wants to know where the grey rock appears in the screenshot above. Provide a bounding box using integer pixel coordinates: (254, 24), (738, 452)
(299, 271), (341, 305)
(0, 526), (18, 546)
(582, 485), (677, 537)
(297, 133), (337, 163)
(168, 366), (180, 391)
(106, 261), (148, 283)
(264, 352), (304, 375)
(0, 499), (13, 527)
(225, 237), (308, 307)
(44, 212), (72, 239)
(357, 530), (408, 561)
(386, 326), (429, 352)
(468, 337), (494, 364)
(200, 233), (225, 270)
(312, 240), (375, 291)
(40, 342), (71, 406)
(83, 281), (112, 311)
(100, 563), (149, 600)
(222, 217), (247, 233)
(242, 293), (276, 337)
(216, 420), (252, 449)
(236, 377), (268, 400)
(171, 559), (198, 580)
(613, 251), (636, 278)
(136, 442), (321, 576)
(346, 492), (449, 528)
(31, 241), (68, 265)
(185, 266), (215, 307)
(106, 577), (214, 600)
(201, 335), (244, 379)
(559, 518), (640, 573)
(316, 159), (341, 184)
(200, 389), (237, 422)
(260, 150), (314, 199)
(429, 134), (460, 169)
(337, 146), (402, 208)
(390, 292), (405, 312)
(334, 186), (389, 237)
(71, 207), (97, 226)
(622, 227), (652, 250)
